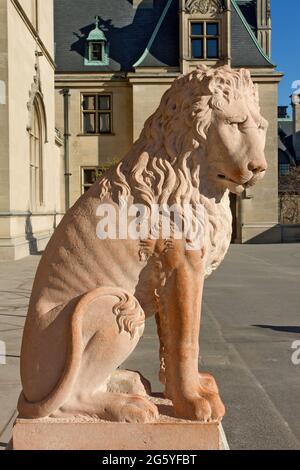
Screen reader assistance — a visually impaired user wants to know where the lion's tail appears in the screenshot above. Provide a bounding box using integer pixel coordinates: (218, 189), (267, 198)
(17, 287), (120, 419)
(17, 287), (144, 418)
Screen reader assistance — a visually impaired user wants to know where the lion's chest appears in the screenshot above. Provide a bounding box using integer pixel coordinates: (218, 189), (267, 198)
(203, 194), (232, 278)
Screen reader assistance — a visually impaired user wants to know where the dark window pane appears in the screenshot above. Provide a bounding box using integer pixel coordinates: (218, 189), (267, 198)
(83, 112), (96, 133)
(207, 23), (219, 36)
(84, 169), (97, 185)
(191, 23), (203, 36)
(207, 38), (219, 58)
(98, 95), (111, 110)
(279, 164), (290, 176)
(90, 42), (102, 61)
(83, 96), (96, 110)
(99, 113), (111, 133)
(97, 167), (106, 177)
(191, 39), (203, 59)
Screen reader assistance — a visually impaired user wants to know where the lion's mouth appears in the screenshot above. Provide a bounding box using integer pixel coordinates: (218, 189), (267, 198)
(218, 174), (240, 184)
(217, 174), (246, 194)
(217, 171), (265, 194)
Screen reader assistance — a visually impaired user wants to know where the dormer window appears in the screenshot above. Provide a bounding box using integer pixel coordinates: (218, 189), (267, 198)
(190, 21), (220, 59)
(85, 16), (109, 66)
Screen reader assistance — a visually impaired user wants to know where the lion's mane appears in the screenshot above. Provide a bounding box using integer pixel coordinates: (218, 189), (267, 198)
(98, 65), (260, 273)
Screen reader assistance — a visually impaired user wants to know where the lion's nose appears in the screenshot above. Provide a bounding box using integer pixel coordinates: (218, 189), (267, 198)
(248, 158), (268, 175)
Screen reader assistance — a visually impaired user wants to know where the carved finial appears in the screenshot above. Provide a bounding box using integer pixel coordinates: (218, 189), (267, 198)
(267, 0), (271, 20)
(95, 15), (100, 29)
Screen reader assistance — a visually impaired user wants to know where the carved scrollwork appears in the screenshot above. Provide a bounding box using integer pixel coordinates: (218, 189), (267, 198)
(27, 51), (48, 142)
(185, 0), (225, 14)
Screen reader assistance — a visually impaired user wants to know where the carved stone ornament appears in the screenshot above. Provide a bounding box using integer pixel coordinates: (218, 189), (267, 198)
(18, 65), (268, 426)
(185, 0), (225, 14)
(27, 51), (48, 142)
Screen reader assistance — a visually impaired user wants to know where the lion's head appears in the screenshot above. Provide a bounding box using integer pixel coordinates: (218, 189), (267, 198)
(101, 65), (268, 209)
(140, 64), (268, 197)
(200, 66), (268, 195)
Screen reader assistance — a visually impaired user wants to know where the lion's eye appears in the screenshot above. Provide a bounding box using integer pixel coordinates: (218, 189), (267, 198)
(225, 120), (239, 130)
(225, 120), (237, 126)
(225, 116), (247, 127)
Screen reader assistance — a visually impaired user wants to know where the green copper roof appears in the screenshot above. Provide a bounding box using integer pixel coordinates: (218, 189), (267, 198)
(87, 16), (107, 42)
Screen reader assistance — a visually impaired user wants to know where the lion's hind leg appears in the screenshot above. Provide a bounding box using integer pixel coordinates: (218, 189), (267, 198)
(54, 287), (158, 423)
(105, 370), (152, 396)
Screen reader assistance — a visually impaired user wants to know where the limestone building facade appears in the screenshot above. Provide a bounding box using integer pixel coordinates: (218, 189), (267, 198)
(54, 0), (283, 244)
(0, 0), (284, 260)
(0, 0), (65, 260)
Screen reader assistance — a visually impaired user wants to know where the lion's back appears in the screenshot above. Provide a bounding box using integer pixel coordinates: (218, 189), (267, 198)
(28, 186), (144, 315)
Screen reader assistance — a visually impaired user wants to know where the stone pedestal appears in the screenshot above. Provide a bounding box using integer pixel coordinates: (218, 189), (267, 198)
(12, 398), (226, 450)
(12, 419), (224, 450)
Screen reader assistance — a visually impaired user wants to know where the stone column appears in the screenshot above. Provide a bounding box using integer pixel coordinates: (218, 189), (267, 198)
(256, 0), (272, 57)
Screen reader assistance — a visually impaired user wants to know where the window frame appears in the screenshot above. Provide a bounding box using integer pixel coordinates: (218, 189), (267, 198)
(190, 21), (221, 60)
(84, 40), (109, 66)
(81, 165), (114, 194)
(81, 93), (113, 135)
(89, 42), (104, 62)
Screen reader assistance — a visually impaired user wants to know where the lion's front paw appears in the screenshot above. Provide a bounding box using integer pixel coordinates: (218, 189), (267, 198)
(173, 391), (225, 423)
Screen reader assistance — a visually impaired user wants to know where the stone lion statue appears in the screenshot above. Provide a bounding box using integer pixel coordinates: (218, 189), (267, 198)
(18, 65), (268, 423)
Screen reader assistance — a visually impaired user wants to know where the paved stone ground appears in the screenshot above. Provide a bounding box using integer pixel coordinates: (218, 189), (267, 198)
(0, 245), (299, 450)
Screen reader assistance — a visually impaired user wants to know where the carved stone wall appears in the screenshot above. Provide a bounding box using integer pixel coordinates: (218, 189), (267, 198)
(185, 0), (225, 15)
(279, 195), (300, 225)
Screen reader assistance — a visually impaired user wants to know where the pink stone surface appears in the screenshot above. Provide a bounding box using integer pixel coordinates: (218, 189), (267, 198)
(12, 418), (222, 450)
(17, 65), (268, 426)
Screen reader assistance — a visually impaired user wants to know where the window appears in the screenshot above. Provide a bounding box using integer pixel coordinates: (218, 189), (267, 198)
(81, 165), (113, 193)
(89, 42), (103, 62)
(191, 22), (220, 59)
(85, 39), (109, 66)
(279, 164), (290, 176)
(82, 94), (112, 135)
(85, 16), (109, 66)
(29, 102), (43, 207)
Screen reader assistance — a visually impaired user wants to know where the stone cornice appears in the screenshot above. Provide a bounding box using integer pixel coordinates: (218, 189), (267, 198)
(55, 69), (283, 87)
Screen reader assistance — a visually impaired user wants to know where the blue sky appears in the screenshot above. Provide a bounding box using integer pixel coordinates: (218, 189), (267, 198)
(271, 0), (300, 112)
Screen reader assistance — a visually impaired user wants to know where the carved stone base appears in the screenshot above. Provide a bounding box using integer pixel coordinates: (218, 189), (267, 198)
(12, 397), (226, 450)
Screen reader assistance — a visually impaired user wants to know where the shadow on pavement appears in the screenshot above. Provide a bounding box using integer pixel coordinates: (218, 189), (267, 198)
(254, 325), (300, 334)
